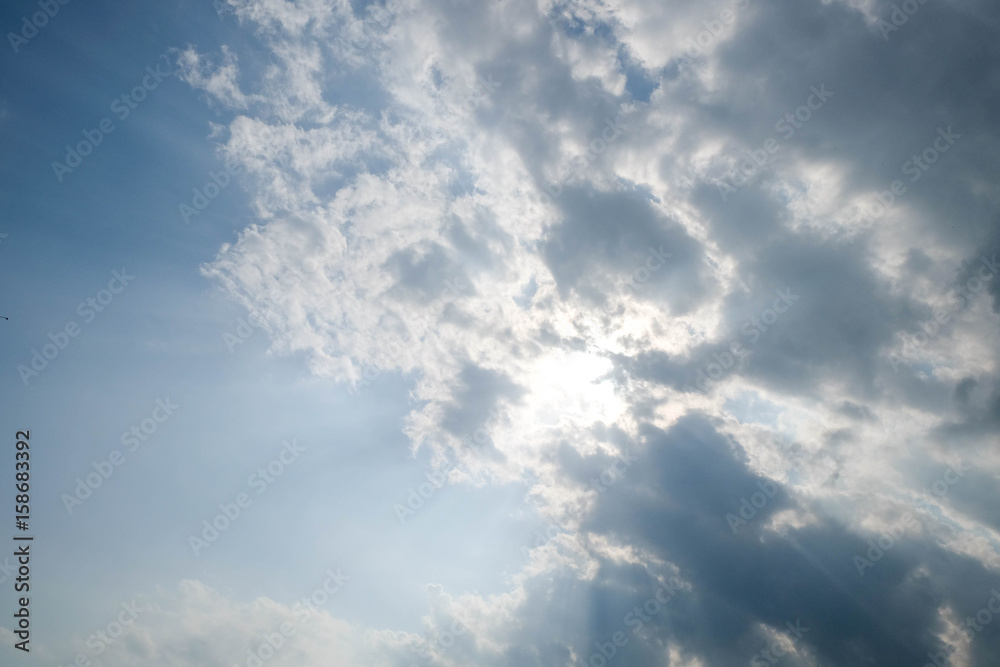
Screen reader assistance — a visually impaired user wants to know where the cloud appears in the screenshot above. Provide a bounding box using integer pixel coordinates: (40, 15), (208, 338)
(179, 0), (1000, 663)
(82, 580), (383, 667)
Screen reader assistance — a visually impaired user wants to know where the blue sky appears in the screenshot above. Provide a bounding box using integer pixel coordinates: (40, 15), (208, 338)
(2, 0), (1000, 665)
(0, 0), (530, 650)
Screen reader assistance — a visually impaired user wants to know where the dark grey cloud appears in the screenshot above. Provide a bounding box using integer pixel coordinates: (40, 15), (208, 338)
(440, 362), (524, 441)
(543, 186), (712, 312)
(511, 414), (1000, 666)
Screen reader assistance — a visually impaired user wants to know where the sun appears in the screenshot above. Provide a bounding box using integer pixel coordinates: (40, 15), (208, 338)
(526, 350), (624, 429)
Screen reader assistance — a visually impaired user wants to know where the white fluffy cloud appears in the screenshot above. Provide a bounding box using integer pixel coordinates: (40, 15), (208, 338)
(169, 0), (1000, 663)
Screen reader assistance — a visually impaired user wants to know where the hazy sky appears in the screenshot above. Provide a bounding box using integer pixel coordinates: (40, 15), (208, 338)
(2, 0), (1000, 665)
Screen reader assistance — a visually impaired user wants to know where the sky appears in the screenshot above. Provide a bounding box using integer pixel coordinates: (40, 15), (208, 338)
(1, 0), (1000, 665)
